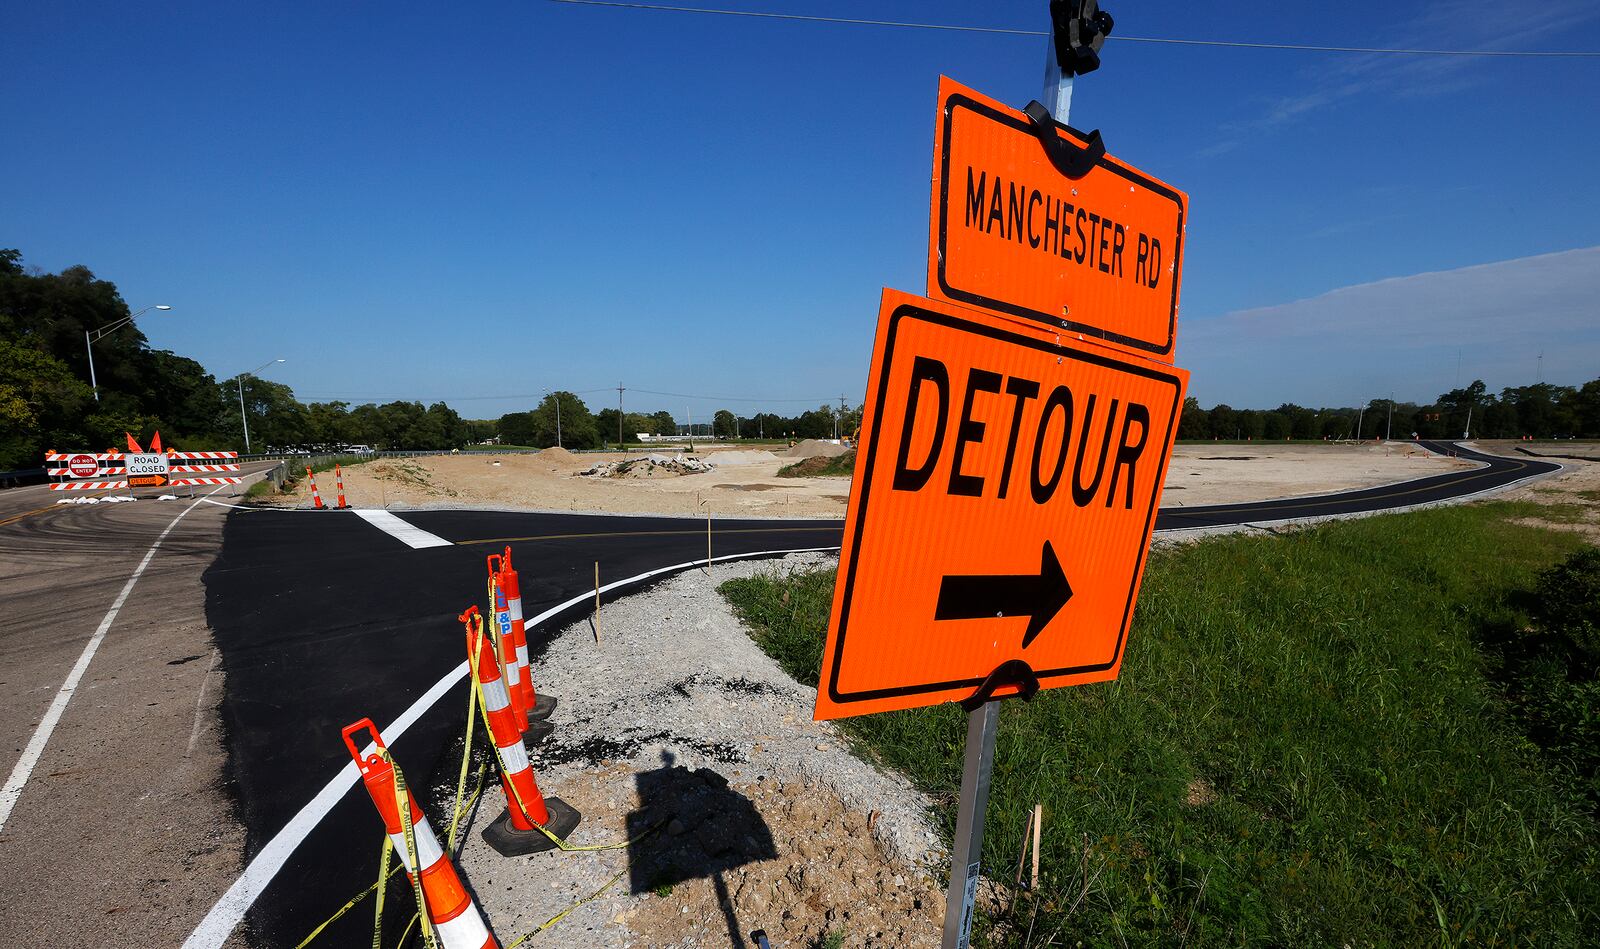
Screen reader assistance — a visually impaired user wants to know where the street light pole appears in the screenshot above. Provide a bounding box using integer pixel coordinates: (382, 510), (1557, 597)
(85, 304), (171, 401)
(236, 358), (286, 454)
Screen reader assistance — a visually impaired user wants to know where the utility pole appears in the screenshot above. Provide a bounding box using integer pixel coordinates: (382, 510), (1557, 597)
(839, 394), (848, 441)
(616, 383), (625, 450)
(1386, 391), (1393, 442)
(1537, 351), (1543, 385)
(1356, 403), (1364, 441)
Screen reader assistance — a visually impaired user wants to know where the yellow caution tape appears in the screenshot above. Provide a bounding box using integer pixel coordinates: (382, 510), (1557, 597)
(503, 864), (630, 949)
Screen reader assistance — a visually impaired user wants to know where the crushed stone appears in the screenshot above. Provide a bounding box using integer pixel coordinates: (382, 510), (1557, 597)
(448, 552), (944, 948)
(580, 454), (717, 478)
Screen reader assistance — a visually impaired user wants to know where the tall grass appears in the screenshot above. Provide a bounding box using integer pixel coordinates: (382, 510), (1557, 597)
(720, 503), (1599, 946)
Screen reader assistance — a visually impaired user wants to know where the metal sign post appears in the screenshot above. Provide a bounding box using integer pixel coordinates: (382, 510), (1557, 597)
(940, 699), (1001, 948)
(940, 8), (1102, 944)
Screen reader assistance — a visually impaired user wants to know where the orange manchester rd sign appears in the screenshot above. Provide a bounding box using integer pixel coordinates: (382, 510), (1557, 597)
(814, 291), (1187, 720)
(928, 76), (1187, 363)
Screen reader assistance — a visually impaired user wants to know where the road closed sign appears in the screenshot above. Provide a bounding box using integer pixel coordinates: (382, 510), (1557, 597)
(928, 76), (1187, 362)
(814, 290), (1187, 720)
(125, 452), (169, 488)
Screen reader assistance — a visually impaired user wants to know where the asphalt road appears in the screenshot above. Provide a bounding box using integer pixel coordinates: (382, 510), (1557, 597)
(0, 467), (276, 948)
(1154, 440), (1557, 531)
(0, 444), (1559, 948)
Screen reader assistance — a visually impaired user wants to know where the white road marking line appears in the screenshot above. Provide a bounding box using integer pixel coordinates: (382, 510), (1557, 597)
(0, 485), (228, 833)
(351, 509), (454, 548)
(187, 649), (222, 758)
(180, 544), (842, 949)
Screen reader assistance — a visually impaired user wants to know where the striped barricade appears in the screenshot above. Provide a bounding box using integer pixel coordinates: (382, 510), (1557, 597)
(46, 449), (241, 490)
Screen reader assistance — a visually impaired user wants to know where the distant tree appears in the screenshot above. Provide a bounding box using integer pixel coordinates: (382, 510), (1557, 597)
(0, 339), (96, 467)
(1207, 404), (1237, 440)
(528, 392), (599, 449)
(497, 410), (538, 447)
(713, 409), (737, 438)
(649, 410), (677, 436)
(1178, 397), (1207, 440)
(1571, 380), (1600, 437)
(595, 409), (638, 445)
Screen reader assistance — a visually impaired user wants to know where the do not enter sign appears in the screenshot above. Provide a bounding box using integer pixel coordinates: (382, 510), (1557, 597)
(67, 454), (99, 478)
(814, 291), (1187, 720)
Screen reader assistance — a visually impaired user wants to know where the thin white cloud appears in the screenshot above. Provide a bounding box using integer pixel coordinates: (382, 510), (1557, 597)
(1197, 0), (1600, 156)
(1180, 246), (1600, 407)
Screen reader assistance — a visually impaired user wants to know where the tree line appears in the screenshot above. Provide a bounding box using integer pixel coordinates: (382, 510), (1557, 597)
(4, 248), (1598, 470)
(1178, 378), (1600, 442)
(0, 250), (488, 468)
(495, 396), (864, 449)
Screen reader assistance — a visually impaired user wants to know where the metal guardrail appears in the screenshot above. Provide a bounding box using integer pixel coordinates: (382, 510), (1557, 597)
(0, 467), (48, 489)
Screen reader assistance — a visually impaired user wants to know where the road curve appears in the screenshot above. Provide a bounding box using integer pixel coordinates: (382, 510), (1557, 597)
(194, 440), (1558, 947)
(1155, 440), (1557, 532)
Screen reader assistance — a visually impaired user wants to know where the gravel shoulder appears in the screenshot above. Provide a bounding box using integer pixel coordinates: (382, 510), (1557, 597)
(447, 552), (945, 949)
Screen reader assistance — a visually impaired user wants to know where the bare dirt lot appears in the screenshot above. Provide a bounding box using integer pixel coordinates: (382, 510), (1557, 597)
(1472, 440), (1600, 542)
(267, 442), (1473, 517)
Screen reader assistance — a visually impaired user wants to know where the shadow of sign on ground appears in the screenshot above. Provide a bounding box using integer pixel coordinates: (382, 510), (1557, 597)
(627, 751), (778, 948)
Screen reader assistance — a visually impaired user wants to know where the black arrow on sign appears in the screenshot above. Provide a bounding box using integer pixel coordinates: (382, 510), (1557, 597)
(934, 540), (1073, 648)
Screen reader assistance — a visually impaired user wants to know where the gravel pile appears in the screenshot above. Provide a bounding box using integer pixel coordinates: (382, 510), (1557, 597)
(579, 454), (717, 478)
(448, 552), (944, 948)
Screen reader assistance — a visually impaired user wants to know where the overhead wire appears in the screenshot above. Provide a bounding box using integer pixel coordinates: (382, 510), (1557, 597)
(547, 0), (1600, 58)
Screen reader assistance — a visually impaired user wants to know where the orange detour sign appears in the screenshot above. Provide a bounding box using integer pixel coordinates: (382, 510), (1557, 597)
(928, 76), (1187, 363)
(814, 290), (1187, 721)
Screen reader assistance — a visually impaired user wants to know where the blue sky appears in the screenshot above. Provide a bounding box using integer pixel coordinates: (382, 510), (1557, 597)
(4, 1), (1598, 418)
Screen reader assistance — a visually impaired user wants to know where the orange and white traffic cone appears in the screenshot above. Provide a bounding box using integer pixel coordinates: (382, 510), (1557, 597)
(485, 564), (536, 738)
(306, 467), (325, 510)
(341, 719), (498, 949)
(461, 609), (579, 856)
(501, 547), (556, 723)
(335, 464), (348, 509)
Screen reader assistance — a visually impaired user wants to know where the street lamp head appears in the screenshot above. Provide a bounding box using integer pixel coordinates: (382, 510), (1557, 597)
(155, 305), (172, 311)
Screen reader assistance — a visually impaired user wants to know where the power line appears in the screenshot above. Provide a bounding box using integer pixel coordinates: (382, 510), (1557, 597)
(628, 387), (839, 404)
(289, 386), (841, 406)
(548, 0), (1600, 58)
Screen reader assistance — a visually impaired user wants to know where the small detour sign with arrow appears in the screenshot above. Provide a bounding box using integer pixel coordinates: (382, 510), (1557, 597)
(814, 290), (1186, 720)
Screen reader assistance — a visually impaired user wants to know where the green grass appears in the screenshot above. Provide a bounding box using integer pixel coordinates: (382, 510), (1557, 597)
(720, 503), (1600, 947)
(244, 454), (374, 501)
(777, 450), (857, 478)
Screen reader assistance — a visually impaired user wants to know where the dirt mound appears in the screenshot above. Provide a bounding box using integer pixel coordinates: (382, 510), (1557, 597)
(778, 450), (856, 478)
(704, 449), (779, 466)
(782, 439), (848, 459)
(536, 446), (582, 467)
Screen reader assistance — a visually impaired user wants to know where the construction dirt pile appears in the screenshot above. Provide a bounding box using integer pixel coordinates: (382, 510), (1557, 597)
(782, 439), (849, 460)
(450, 554), (945, 949)
(579, 453), (716, 478)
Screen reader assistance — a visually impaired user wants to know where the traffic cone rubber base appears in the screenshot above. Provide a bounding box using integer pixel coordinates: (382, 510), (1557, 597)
(482, 797), (581, 856)
(527, 694), (558, 723)
(524, 719), (554, 744)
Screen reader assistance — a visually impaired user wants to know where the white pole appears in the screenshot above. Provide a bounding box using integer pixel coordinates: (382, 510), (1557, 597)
(238, 376), (252, 454)
(86, 331), (100, 402)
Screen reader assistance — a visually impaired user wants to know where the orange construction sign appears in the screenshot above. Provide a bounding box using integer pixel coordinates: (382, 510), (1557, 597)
(814, 290), (1187, 720)
(928, 76), (1187, 363)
